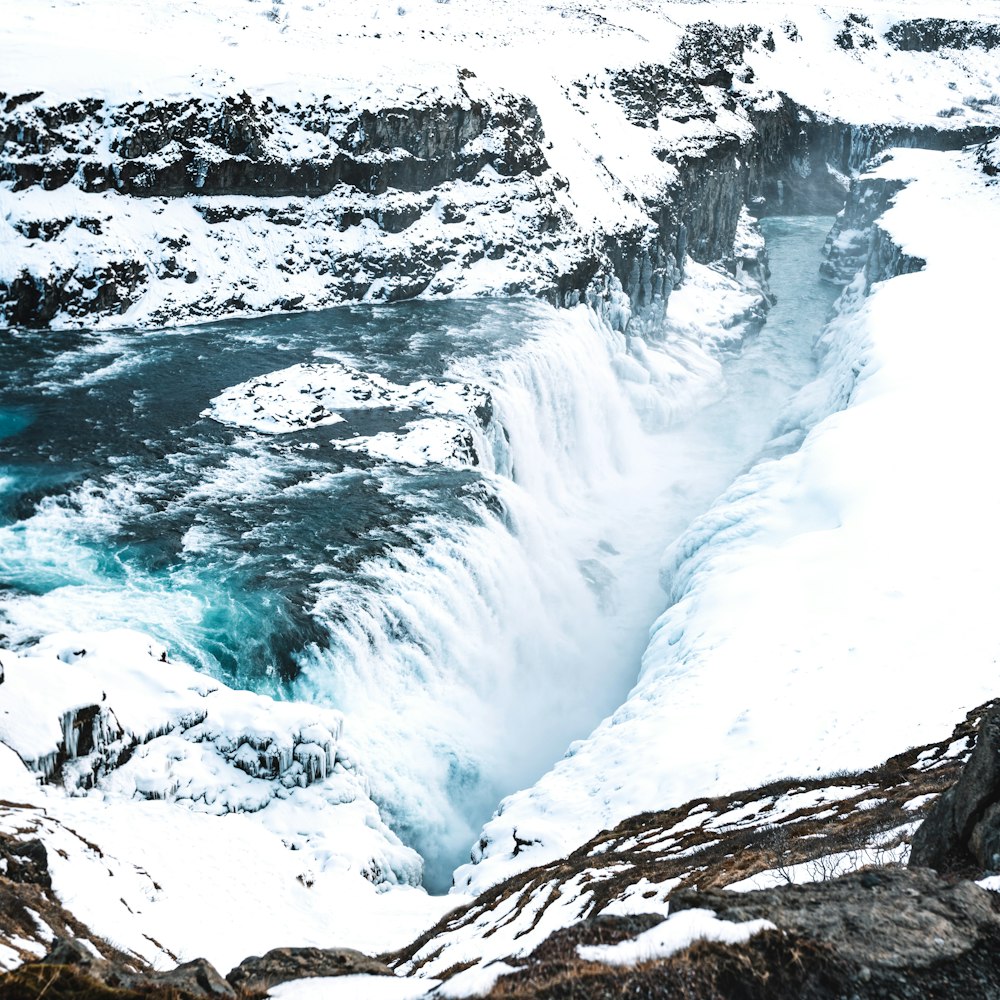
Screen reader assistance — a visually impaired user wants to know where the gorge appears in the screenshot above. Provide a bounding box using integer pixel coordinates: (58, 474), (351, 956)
(3, 2), (1000, 997)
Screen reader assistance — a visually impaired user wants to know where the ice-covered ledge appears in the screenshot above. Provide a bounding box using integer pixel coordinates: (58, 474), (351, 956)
(0, 630), (459, 970)
(457, 144), (1000, 896)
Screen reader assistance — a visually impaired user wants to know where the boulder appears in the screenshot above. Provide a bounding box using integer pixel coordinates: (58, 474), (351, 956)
(0, 836), (52, 888)
(671, 867), (1000, 973)
(153, 958), (235, 998)
(910, 710), (1000, 871)
(227, 946), (393, 996)
(35, 938), (233, 998)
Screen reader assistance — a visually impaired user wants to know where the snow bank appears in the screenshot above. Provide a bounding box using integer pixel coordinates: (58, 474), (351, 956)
(0, 631), (457, 970)
(577, 909), (776, 967)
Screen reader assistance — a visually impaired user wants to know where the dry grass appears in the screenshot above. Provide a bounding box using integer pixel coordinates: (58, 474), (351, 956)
(388, 699), (997, 981)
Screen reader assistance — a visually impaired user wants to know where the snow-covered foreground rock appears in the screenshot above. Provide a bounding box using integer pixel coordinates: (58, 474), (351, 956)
(0, 633), (458, 972)
(458, 145), (1000, 897)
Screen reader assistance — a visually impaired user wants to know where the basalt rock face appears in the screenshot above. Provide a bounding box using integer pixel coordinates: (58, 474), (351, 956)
(885, 18), (1000, 53)
(819, 164), (927, 288)
(744, 102), (990, 217)
(476, 873), (1000, 1000)
(0, 89), (544, 198)
(574, 16), (994, 333)
(0, 81), (576, 329)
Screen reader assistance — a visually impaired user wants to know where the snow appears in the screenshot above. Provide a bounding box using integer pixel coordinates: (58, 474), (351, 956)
(3, 0), (998, 119)
(0, 633), (458, 971)
(599, 877), (683, 917)
(269, 976), (439, 1000)
(577, 908), (776, 967)
(4, 0), (1000, 988)
(459, 146), (1000, 894)
(724, 842), (911, 893)
(205, 361), (493, 468)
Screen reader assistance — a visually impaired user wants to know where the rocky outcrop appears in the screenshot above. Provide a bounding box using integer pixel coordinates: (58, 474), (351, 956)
(0, 938), (235, 999)
(819, 165), (927, 288)
(885, 18), (1000, 52)
(0, 832), (155, 979)
(226, 946), (393, 996)
(911, 710), (1000, 873)
(0, 836), (51, 890)
(0, 87), (544, 198)
(978, 136), (1000, 175)
(0, 80), (571, 329)
(658, 868), (1000, 1000)
(745, 103), (989, 217)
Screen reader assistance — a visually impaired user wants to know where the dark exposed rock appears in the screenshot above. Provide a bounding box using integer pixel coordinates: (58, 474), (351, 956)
(885, 18), (1000, 52)
(154, 958), (236, 998)
(835, 13), (877, 52)
(0, 259), (148, 330)
(978, 137), (1000, 176)
(226, 946), (393, 995)
(40, 937), (110, 974)
(393, 702), (993, 986)
(0, 838), (51, 889)
(15, 938), (235, 998)
(820, 170), (926, 288)
(0, 90), (544, 199)
(673, 868), (1000, 972)
(911, 710), (1000, 872)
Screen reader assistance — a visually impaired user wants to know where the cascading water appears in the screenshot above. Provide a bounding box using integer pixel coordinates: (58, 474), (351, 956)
(0, 217), (838, 891)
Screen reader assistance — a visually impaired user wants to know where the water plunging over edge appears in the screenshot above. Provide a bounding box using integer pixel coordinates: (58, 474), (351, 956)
(0, 218), (839, 893)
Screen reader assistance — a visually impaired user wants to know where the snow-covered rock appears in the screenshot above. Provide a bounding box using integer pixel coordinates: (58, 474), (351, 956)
(204, 361), (496, 468)
(0, 631), (458, 971)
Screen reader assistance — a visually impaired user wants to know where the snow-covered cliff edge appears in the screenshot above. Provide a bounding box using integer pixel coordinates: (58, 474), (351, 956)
(457, 142), (1000, 898)
(3, 1), (1000, 332)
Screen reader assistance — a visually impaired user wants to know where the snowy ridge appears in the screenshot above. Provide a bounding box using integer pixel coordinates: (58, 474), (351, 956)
(456, 144), (1000, 897)
(4, 1), (1000, 328)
